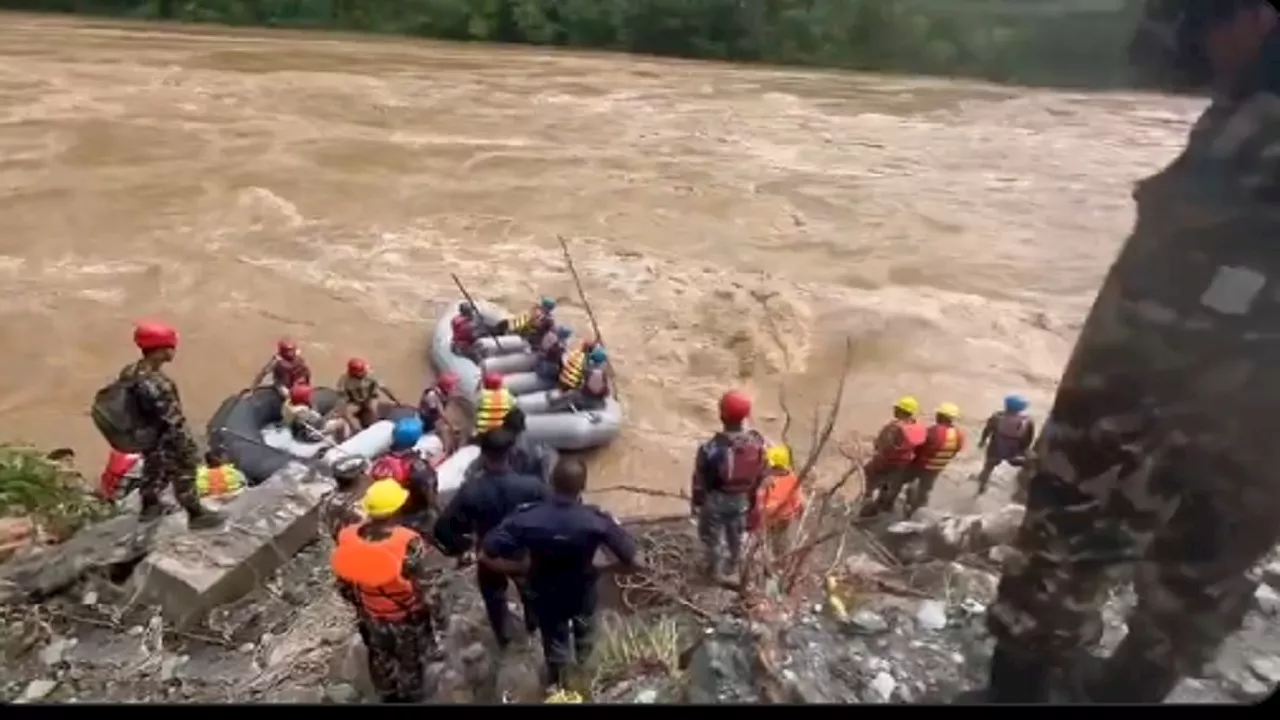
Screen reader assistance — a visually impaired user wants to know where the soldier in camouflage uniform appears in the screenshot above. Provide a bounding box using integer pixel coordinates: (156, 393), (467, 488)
(318, 455), (370, 544)
(974, 1), (1280, 703)
(331, 480), (442, 703)
(125, 322), (224, 529)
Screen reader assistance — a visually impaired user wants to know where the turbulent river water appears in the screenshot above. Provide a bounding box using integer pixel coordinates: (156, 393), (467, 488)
(0, 14), (1205, 515)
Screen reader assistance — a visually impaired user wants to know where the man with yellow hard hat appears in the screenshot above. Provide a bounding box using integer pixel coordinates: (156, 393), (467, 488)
(904, 403), (966, 519)
(330, 479), (440, 703)
(861, 395), (927, 517)
(748, 445), (806, 559)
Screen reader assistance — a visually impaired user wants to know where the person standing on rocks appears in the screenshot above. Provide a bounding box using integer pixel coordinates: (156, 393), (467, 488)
(480, 457), (639, 692)
(903, 402), (965, 519)
(974, 0), (1280, 704)
(433, 428), (548, 650)
(692, 390), (770, 581)
(973, 395), (1035, 496)
(113, 321), (225, 529)
(331, 479), (440, 704)
(860, 396), (927, 517)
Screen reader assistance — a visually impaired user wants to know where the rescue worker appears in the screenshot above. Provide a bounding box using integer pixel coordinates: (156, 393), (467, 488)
(969, 1), (1280, 704)
(534, 326), (573, 381)
(974, 394), (1035, 496)
(452, 302), (494, 362)
(480, 457), (639, 690)
(337, 357), (395, 432)
(118, 321), (225, 529)
(433, 428), (548, 649)
(692, 390), (770, 580)
(466, 408), (558, 483)
(748, 445), (805, 560)
(904, 403), (965, 520)
(556, 339), (588, 392)
(281, 384), (348, 443)
(318, 456), (369, 544)
(475, 371), (516, 436)
(499, 296), (557, 340)
(331, 480), (439, 704)
(250, 338), (312, 399)
(418, 371), (459, 450)
(195, 449), (247, 499)
(369, 418), (439, 535)
(860, 396), (928, 517)
(550, 346), (611, 412)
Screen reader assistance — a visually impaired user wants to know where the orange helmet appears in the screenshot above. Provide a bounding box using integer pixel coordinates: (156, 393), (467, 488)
(347, 357), (369, 377)
(133, 321), (178, 352)
(482, 371), (504, 390)
(719, 390), (752, 423)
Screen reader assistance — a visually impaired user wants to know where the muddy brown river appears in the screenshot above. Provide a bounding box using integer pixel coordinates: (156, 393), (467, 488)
(0, 14), (1204, 515)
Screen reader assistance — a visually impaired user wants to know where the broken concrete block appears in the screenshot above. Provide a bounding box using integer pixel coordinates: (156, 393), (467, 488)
(0, 513), (164, 604)
(132, 462), (332, 628)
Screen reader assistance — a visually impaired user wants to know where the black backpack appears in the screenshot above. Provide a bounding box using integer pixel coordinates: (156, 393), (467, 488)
(90, 377), (158, 453)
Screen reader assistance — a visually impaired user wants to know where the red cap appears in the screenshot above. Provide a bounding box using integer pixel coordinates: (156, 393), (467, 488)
(134, 321), (178, 352)
(719, 390), (752, 422)
(347, 357), (369, 377)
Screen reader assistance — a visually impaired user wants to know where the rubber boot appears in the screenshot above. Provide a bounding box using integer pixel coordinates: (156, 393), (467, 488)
(186, 505), (227, 530)
(986, 644), (1054, 703)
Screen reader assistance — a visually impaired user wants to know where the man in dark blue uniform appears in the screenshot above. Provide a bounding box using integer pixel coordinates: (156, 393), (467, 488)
(432, 428), (548, 649)
(481, 457), (639, 690)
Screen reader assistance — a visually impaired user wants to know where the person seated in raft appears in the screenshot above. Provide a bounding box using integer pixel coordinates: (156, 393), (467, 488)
(549, 346), (611, 412)
(493, 296), (556, 341)
(196, 448), (247, 499)
(282, 383), (349, 443)
(337, 357), (395, 432)
(250, 338), (312, 400)
(534, 325), (573, 382)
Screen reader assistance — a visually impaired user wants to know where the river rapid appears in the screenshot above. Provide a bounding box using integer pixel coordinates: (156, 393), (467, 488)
(0, 14), (1204, 515)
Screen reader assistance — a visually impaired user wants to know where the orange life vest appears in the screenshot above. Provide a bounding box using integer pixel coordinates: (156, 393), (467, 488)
(475, 388), (514, 432)
(880, 419), (928, 467)
(915, 424), (964, 472)
(749, 469), (804, 531)
(330, 524), (424, 621)
(558, 347), (586, 390)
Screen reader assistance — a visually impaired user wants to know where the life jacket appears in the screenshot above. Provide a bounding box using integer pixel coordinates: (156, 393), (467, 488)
(98, 449), (142, 500)
(451, 315), (475, 345)
(196, 464), (246, 497)
(582, 365), (610, 399)
(273, 354), (310, 389)
(330, 524), (425, 621)
(717, 430), (768, 494)
(90, 366), (160, 454)
(559, 348), (586, 390)
(509, 308), (549, 337)
(370, 451), (413, 486)
(475, 388), (514, 432)
(749, 469), (804, 531)
(915, 424), (964, 472)
(880, 419), (928, 467)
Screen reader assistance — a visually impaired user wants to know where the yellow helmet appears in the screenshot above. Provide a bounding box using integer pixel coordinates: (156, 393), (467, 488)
(765, 445), (792, 470)
(362, 478), (409, 518)
(894, 396), (920, 416)
(936, 402), (960, 419)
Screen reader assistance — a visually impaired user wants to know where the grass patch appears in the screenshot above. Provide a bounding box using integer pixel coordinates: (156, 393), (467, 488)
(0, 445), (115, 540)
(573, 610), (687, 699)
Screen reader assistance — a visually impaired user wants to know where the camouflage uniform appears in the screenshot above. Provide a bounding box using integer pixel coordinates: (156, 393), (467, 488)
(318, 487), (365, 544)
(338, 372), (382, 427)
(985, 24), (1280, 702)
(336, 524), (439, 704)
(119, 361), (202, 515)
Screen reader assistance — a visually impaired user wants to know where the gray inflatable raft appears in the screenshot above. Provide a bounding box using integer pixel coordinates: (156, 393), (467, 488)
(431, 301), (623, 451)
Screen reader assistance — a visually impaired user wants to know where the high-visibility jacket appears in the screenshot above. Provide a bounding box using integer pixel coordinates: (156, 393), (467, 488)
(749, 469), (804, 531)
(559, 348), (586, 390)
(475, 388), (514, 432)
(915, 424), (964, 472)
(330, 524), (425, 621)
(196, 464), (246, 497)
(879, 419), (928, 467)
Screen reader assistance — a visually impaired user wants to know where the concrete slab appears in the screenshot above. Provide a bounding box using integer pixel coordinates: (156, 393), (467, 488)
(131, 462), (333, 628)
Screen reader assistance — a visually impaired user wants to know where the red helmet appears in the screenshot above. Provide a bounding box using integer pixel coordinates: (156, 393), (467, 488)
(719, 390), (752, 422)
(289, 384), (313, 406)
(482, 371), (504, 390)
(347, 357), (369, 377)
(437, 372), (460, 393)
(133, 321), (178, 352)
(277, 338), (298, 358)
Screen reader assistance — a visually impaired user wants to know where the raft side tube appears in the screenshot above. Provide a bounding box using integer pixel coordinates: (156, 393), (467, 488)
(522, 398), (624, 451)
(481, 353), (538, 375)
(474, 335), (530, 357)
(504, 371), (556, 396)
(435, 444), (481, 499)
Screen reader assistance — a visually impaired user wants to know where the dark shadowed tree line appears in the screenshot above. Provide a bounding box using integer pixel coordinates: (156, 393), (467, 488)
(0, 0), (1153, 89)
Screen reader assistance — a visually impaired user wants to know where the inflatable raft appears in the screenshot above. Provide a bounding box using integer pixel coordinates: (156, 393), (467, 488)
(431, 301), (623, 451)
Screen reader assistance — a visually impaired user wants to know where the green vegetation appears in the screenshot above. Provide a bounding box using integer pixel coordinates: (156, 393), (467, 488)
(1, 0), (1152, 89)
(0, 446), (114, 541)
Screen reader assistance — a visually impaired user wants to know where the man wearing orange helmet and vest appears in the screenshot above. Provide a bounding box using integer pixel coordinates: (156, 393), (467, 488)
(337, 357), (396, 432)
(475, 371), (516, 436)
(331, 479), (441, 703)
(249, 338), (312, 399)
(903, 403), (966, 520)
(692, 389), (771, 580)
(90, 321), (225, 529)
(860, 396), (928, 517)
(748, 445), (806, 560)
(281, 384), (349, 443)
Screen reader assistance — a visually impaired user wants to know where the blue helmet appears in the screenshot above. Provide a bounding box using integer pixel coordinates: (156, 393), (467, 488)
(555, 325), (572, 340)
(390, 417), (424, 450)
(1004, 394), (1028, 414)
(539, 296), (556, 311)
(589, 346), (607, 364)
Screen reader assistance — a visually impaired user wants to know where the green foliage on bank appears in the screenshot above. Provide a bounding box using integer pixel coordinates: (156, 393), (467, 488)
(0, 446), (114, 540)
(0, 0), (1150, 88)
